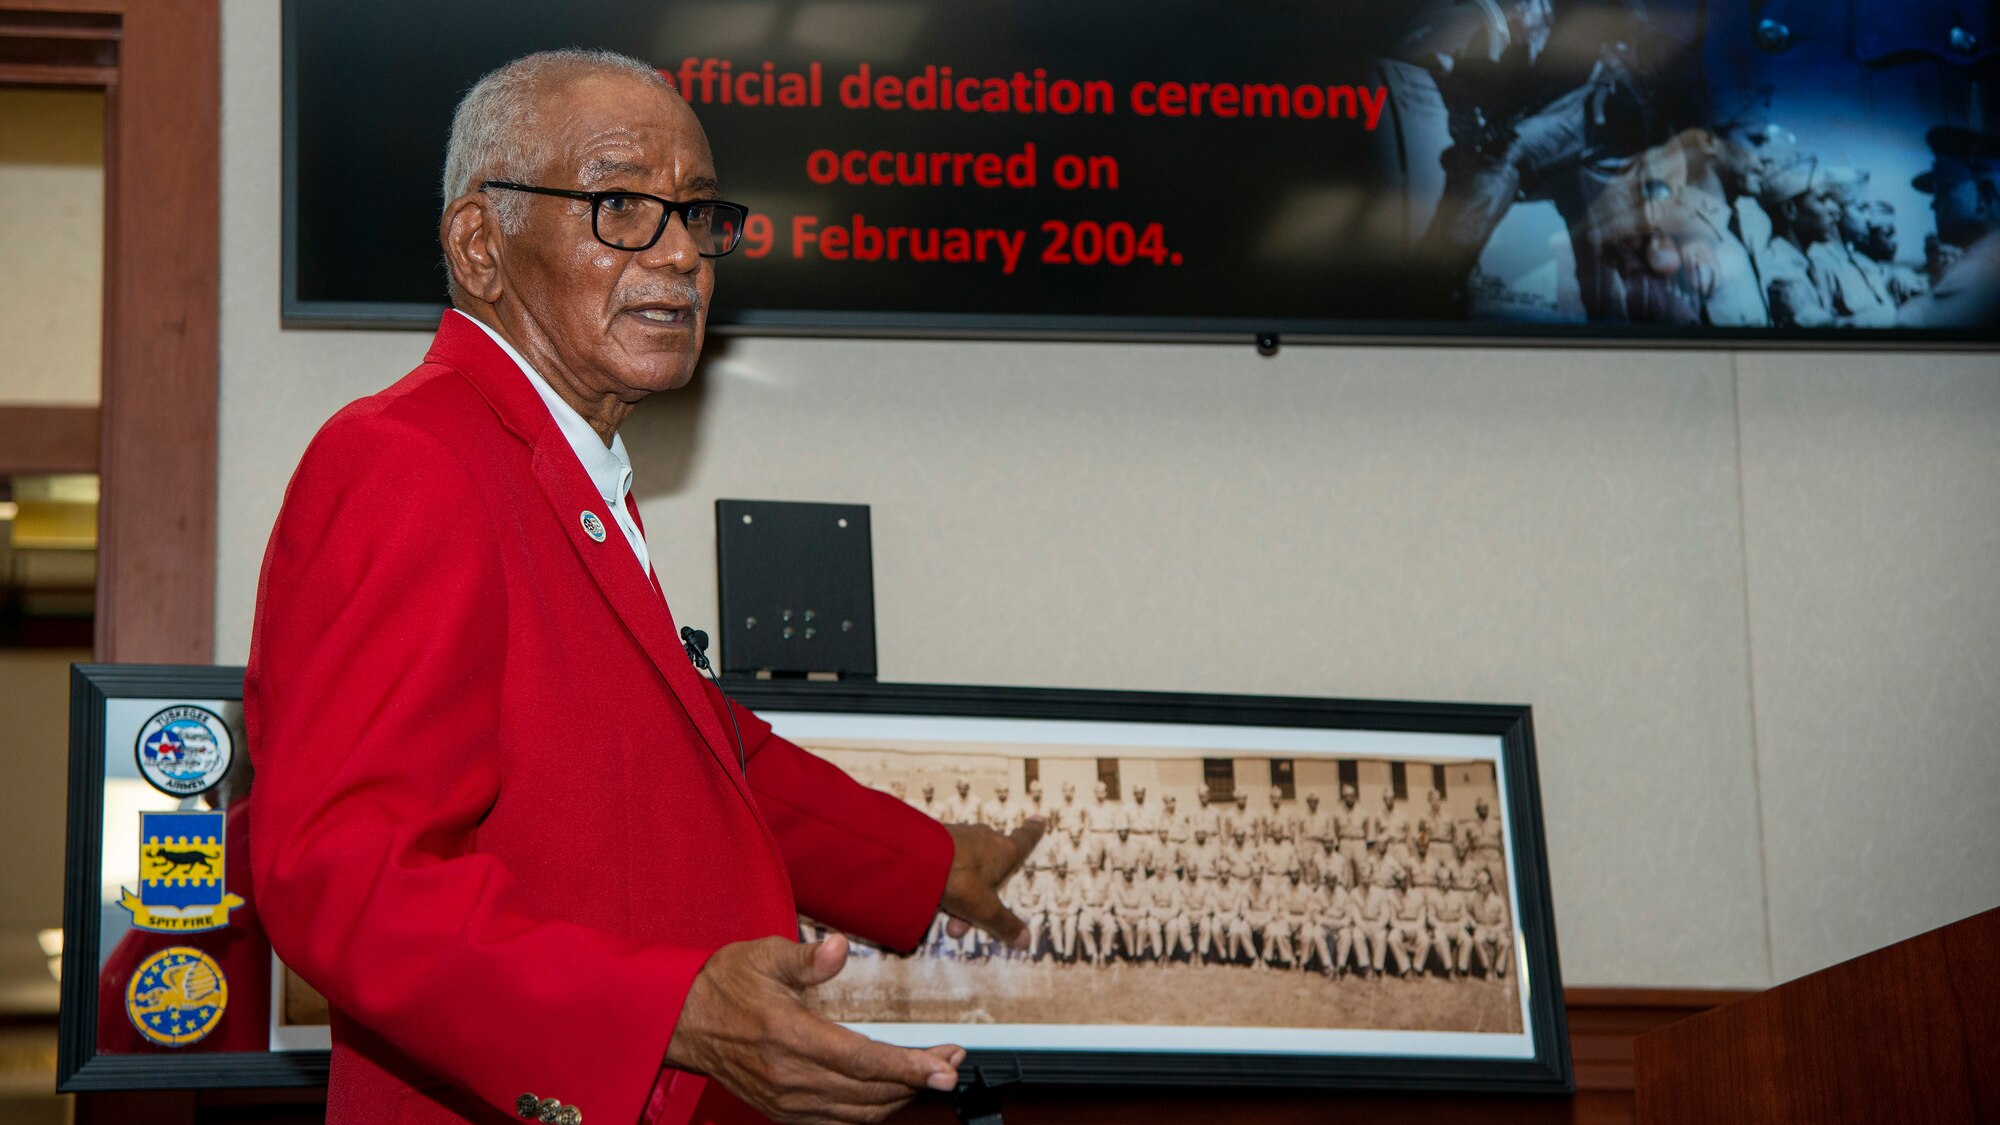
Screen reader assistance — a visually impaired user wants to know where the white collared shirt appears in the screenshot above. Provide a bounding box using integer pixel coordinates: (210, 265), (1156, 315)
(454, 310), (651, 578)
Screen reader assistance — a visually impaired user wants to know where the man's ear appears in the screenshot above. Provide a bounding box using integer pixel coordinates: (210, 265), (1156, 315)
(441, 193), (504, 304)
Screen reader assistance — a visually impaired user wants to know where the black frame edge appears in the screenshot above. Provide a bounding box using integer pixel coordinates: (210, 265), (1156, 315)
(721, 677), (1575, 1095)
(57, 664), (329, 1093)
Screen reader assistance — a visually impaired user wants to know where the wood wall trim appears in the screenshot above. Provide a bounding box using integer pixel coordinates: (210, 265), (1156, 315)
(75, 988), (1748, 1125)
(0, 61), (114, 84)
(1, 0), (124, 13)
(0, 7), (119, 86)
(90, 0), (217, 663)
(1564, 988), (1752, 1011)
(0, 405), (99, 473)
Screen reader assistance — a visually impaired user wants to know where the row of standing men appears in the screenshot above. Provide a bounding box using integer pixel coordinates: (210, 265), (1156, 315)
(890, 777), (1508, 891)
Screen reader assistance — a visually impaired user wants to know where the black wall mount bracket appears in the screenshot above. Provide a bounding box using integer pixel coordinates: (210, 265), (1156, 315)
(715, 498), (878, 680)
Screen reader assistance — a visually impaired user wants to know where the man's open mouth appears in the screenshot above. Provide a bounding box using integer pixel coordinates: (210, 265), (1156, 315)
(628, 306), (693, 324)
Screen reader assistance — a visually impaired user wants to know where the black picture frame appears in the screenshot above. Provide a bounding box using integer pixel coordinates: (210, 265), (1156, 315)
(724, 678), (1571, 1095)
(59, 663), (324, 1092)
(61, 665), (1570, 1095)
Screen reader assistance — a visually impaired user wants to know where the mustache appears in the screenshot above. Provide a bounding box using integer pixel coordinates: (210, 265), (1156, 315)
(616, 285), (703, 314)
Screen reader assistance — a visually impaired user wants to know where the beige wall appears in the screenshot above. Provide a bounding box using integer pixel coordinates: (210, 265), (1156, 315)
(214, 0), (1999, 990)
(0, 649), (87, 1014)
(0, 87), (102, 1025)
(0, 89), (102, 405)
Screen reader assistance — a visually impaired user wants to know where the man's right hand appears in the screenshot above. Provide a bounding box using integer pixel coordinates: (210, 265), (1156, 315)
(665, 934), (964, 1125)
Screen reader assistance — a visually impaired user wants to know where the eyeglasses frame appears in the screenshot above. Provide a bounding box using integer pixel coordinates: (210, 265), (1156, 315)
(479, 180), (751, 257)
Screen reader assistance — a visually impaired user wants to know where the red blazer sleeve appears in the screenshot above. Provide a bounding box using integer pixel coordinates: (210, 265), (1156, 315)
(247, 412), (710, 1125)
(701, 685), (953, 953)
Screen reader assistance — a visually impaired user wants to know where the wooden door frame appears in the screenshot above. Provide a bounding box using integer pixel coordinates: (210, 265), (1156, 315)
(1, 0), (219, 663)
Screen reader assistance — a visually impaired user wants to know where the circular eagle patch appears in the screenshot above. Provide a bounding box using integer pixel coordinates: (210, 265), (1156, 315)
(126, 946), (228, 1048)
(135, 705), (235, 798)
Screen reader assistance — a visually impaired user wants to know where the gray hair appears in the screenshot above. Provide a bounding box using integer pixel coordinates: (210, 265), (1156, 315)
(439, 49), (667, 300)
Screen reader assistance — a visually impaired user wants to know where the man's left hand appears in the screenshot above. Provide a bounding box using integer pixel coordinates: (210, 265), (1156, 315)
(939, 820), (1044, 948)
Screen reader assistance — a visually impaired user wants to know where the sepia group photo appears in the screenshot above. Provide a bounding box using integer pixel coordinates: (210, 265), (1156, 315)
(786, 729), (1527, 1039)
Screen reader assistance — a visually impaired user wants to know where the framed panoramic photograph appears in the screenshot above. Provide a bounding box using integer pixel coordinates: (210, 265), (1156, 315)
(723, 680), (1570, 1094)
(60, 667), (1568, 1095)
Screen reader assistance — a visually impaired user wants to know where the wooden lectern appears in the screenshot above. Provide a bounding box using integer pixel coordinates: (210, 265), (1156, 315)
(1634, 906), (2000, 1123)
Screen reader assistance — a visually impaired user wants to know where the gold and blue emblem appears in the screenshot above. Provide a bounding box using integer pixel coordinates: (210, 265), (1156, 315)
(580, 510), (607, 542)
(118, 810), (244, 932)
(126, 946), (227, 1047)
(135, 705), (234, 798)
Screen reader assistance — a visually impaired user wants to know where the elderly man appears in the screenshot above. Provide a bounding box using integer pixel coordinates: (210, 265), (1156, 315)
(248, 50), (1038, 1125)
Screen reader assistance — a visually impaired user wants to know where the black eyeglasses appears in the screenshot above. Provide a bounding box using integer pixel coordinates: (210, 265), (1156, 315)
(480, 181), (750, 257)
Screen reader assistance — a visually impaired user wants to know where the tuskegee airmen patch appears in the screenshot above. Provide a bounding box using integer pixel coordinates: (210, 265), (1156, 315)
(119, 809), (245, 932)
(126, 946), (228, 1047)
(580, 509), (607, 542)
(135, 705), (234, 798)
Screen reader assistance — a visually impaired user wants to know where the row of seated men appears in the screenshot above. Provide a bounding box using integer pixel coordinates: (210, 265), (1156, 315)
(894, 859), (1515, 980)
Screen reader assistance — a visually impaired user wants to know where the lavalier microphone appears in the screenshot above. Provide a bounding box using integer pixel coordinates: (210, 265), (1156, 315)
(681, 625), (747, 776)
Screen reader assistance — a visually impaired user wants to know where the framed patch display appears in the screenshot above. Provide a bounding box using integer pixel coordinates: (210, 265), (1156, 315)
(60, 666), (1567, 1094)
(58, 664), (319, 1090)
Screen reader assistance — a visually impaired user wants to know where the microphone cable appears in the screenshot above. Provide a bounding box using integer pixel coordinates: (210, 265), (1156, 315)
(681, 626), (747, 776)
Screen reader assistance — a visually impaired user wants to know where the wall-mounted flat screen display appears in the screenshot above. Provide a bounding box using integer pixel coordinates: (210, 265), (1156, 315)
(285, 0), (2000, 344)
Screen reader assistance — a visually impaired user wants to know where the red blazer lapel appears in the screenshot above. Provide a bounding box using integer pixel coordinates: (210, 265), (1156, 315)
(426, 314), (753, 801)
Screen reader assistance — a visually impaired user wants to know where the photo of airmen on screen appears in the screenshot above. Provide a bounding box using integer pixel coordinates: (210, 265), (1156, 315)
(802, 744), (1523, 1035)
(1374, 0), (1999, 330)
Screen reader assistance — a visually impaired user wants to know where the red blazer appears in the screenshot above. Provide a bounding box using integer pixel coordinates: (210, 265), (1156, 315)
(245, 313), (953, 1125)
